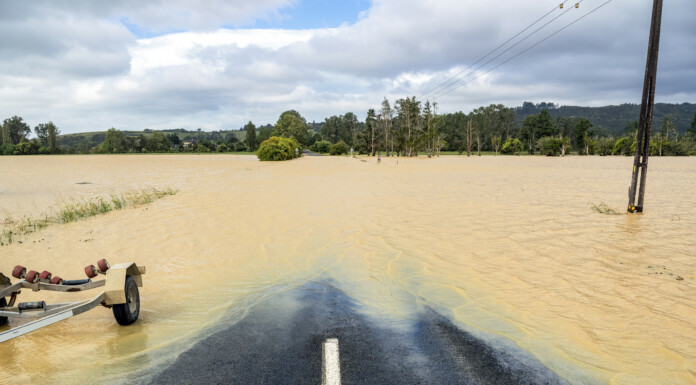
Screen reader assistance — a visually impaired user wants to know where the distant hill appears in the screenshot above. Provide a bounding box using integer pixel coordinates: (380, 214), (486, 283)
(513, 102), (696, 136)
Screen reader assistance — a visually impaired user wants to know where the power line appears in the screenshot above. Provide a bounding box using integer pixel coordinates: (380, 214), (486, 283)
(421, 1), (573, 99)
(430, 1), (584, 100)
(433, 0), (613, 100)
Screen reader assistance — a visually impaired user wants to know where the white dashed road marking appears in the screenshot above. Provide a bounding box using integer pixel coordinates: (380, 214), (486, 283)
(322, 338), (341, 385)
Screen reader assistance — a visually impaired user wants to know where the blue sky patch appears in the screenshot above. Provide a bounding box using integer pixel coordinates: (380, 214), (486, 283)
(240, 0), (371, 30)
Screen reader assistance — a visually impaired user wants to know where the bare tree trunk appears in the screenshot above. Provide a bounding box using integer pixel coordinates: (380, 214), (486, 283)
(466, 120), (473, 157)
(371, 122), (376, 156)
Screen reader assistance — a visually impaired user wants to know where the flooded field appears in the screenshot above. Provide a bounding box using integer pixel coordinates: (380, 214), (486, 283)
(0, 154), (694, 384)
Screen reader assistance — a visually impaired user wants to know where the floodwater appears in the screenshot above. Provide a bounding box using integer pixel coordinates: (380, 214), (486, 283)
(0, 154), (694, 384)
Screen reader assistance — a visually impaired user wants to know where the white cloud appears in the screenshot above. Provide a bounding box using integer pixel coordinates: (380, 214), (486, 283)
(0, 0), (694, 133)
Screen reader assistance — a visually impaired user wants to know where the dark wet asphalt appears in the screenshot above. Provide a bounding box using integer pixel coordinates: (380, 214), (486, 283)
(302, 150), (325, 156)
(147, 282), (568, 385)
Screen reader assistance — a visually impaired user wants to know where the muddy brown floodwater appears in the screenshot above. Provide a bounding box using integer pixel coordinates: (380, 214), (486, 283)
(0, 155), (695, 384)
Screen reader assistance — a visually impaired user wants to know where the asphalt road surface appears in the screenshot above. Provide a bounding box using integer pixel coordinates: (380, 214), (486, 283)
(147, 281), (568, 385)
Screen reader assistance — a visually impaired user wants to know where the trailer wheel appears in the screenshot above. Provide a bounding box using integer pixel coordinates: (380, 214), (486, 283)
(113, 275), (139, 326)
(0, 297), (7, 326)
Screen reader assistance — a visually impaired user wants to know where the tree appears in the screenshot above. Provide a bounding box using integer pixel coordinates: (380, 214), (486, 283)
(329, 140), (350, 155)
(596, 137), (616, 156)
(612, 137), (633, 155)
(99, 128), (127, 153)
(320, 115), (339, 144)
(395, 96), (422, 156)
(559, 135), (572, 156)
(147, 132), (172, 152)
(624, 120), (639, 137)
(520, 115), (537, 155)
(520, 110), (557, 154)
(272, 110), (309, 145)
(498, 106), (517, 140)
(491, 136), (502, 155)
(168, 133), (181, 146)
(380, 98), (393, 156)
(258, 125), (273, 143)
(343, 112), (360, 148)
(470, 109), (487, 156)
(422, 101), (441, 158)
(34, 124), (49, 148)
(366, 109), (378, 156)
(257, 136), (300, 161)
(536, 110), (556, 137)
(37, 122), (61, 153)
(501, 138), (523, 155)
(465, 119), (474, 156)
(689, 114), (696, 138)
(574, 119), (593, 155)
(13, 141), (37, 155)
(652, 115), (677, 156)
(2, 116), (31, 145)
(245, 121), (257, 151)
(661, 115), (677, 142)
(310, 140), (331, 153)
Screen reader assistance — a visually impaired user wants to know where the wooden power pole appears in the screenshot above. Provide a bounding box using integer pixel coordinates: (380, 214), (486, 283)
(628, 0), (663, 213)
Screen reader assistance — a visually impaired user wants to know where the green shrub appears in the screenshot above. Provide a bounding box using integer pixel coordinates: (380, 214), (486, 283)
(613, 137), (633, 156)
(329, 140), (350, 156)
(0, 143), (15, 155)
(310, 140), (331, 153)
(501, 138), (523, 155)
(536, 137), (560, 156)
(257, 136), (301, 161)
(596, 137), (616, 156)
(13, 142), (36, 155)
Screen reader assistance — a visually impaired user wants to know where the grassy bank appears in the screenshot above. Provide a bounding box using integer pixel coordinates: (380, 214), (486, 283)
(1, 188), (177, 246)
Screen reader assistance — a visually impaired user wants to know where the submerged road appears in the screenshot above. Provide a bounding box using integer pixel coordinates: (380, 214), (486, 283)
(147, 282), (568, 385)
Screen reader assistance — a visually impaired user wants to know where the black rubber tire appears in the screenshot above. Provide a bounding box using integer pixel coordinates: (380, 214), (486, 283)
(0, 297), (7, 326)
(113, 275), (140, 326)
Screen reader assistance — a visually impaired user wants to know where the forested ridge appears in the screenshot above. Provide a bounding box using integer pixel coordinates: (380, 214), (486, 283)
(514, 102), (696, 136)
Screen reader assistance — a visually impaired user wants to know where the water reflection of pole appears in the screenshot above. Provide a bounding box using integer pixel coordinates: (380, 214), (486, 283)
(628, 0), (662, 213)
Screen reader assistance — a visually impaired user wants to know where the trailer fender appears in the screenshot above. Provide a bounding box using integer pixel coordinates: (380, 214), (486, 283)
(103, 263), (145, 306)
(0, 273), (10, 290)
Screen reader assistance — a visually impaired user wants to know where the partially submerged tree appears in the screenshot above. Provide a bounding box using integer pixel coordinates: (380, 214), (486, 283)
(395, 96), (422, 157)
(381, 98), (393, 156)
(245, 121), (257, 151)
(366, 109), (378, 156)
(2, 116), (31, 145)
(491, 136), (502, 155)
(272, 110), (309, 145)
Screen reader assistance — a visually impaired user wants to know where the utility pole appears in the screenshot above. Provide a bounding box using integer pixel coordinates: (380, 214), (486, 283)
(628, 0), (663, 213)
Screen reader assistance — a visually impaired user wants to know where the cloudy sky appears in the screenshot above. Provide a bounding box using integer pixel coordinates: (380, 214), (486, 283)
(1, 0), (694, 134)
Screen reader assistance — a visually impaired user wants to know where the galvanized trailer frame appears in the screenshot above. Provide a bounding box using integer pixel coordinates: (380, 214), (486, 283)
(0, 262), (145, 343)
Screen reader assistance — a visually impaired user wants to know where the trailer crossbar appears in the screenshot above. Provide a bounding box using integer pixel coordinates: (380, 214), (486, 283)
(0, 292), (106, 343)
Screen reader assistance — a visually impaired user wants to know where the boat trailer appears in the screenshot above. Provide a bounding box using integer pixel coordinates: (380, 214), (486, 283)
(0, 259), (145, 343)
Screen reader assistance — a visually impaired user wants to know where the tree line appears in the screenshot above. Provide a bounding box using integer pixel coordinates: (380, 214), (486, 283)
(307, 98), (696, 157)
(2, 103), (696, 156)
(1, 116), (60, 155)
